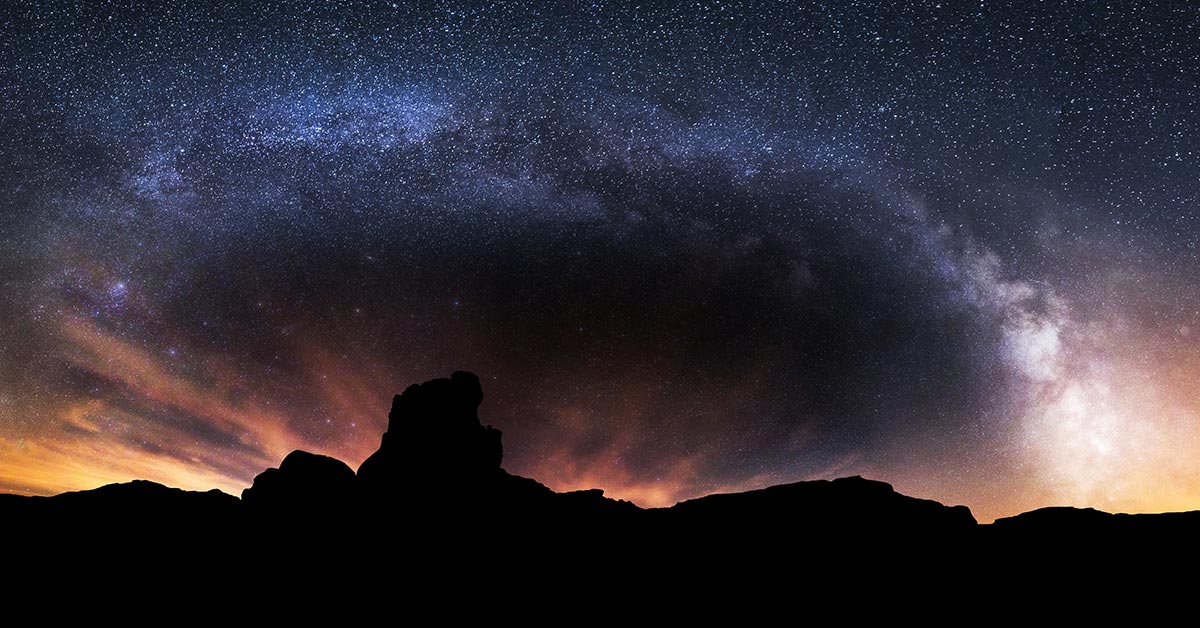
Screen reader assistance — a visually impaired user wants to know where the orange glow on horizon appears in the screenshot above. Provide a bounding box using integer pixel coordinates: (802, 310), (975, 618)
(8, 313), (1200, 525)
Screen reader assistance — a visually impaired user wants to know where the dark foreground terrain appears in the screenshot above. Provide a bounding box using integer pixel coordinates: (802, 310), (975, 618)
(5, 372), (1195, 603)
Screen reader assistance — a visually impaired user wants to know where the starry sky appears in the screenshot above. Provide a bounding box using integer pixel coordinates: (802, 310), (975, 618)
(2, 1), (1200, 522)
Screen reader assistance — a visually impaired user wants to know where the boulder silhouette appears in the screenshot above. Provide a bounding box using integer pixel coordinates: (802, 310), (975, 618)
(242, 450), (356, 512)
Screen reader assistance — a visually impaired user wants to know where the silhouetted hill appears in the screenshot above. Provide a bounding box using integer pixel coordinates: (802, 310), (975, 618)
(8, 479), (238, 522)
(6, 370), (1200, 593)
(666, 475), (976, 531)
(6, 480), (241, 567)
(990, 505), (1200, 545)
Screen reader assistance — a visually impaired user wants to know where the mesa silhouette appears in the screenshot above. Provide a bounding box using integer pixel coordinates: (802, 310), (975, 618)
(5, 371), (1193, 585)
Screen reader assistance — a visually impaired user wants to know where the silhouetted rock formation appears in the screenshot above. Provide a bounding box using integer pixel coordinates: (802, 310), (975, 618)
(357, 371), (503, 496)
(9, 370), (1200, 595)
(351, 371), (637, 528)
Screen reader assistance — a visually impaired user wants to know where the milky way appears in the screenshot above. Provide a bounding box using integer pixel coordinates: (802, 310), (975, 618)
(3, 1), (1200, 521)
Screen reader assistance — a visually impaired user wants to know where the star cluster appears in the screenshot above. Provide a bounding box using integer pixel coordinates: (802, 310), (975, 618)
(3, 1), (1200, 521)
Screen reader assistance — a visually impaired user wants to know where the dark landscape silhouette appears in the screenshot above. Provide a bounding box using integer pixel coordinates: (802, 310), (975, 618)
(6, 371), (1196, 598)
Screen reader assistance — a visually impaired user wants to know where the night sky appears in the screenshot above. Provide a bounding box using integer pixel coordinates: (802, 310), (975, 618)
(3, 1), (1200, 522)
